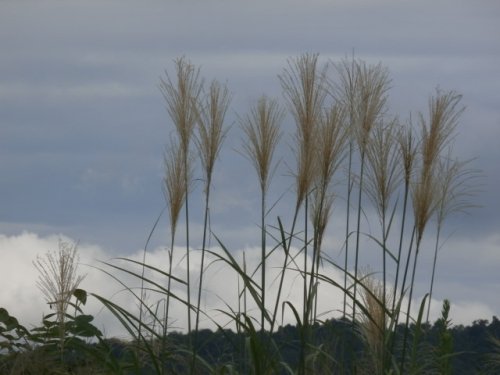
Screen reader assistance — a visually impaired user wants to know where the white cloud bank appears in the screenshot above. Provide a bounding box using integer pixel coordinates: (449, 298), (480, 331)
(0, 232), (497, 340)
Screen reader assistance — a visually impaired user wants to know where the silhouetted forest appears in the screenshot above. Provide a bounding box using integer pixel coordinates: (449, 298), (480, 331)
(2, 305), (500, 374)
(159, 316), (500, 374)
(101, 316), (500, 374)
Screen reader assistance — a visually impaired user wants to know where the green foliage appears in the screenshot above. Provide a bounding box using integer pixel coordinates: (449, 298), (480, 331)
(434, 299), (454, 375)
(3, 304), (500, 374)
(0, 307), (30, 353)
(0, 290), (118, 374)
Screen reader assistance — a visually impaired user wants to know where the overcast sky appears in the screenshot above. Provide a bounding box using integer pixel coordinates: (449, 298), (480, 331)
(1, 0), (499, 334)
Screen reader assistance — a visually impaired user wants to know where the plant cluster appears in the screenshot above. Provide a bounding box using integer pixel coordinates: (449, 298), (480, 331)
(1, 242), (121, 374)
(108, 54), (478, 374)
(1, 54), (484, 374)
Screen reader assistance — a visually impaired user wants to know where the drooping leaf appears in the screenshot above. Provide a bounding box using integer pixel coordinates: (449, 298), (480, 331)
(73, 288), (87, 305)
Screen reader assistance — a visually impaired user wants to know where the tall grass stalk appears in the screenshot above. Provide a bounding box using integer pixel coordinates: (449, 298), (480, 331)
(401, 90), (464, 368)
(333, 57), (357, 319)
(401, 150), (439, 371)
(336, 58), (390, 319)
(364, 119), (401, 314)
(162, 139), (187, 367)
(308, 103), (348, 322)
(138, 206), (166, 343)
(309, 190), (334, 322)
(160, 57), (203, 336)
(279, 53), (327, 333)
(343, 140), (354, 318)
(363, 119), (401, 371)
(194, 80), (231, 333)
(426, 155), (479, 322)
(278, 53), (329, 374)
(270, 212), (299, 334)
(392, 123), (417, 315)
(240, 95), (283, 332)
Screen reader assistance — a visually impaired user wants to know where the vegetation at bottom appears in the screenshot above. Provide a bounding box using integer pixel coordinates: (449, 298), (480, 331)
(1, 53), (491, 374)
(2, 305), (500, 374)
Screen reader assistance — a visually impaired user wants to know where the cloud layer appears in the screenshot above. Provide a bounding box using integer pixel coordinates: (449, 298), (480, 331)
(0, 232), (497, 340)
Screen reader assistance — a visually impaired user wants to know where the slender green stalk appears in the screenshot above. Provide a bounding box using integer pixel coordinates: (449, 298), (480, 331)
(427, 220), (442, 323)
(138, 206), (165, 345)
(162, 232), (176, 372)
(388, 132), (412, 356)
(393, 124), (416, 314)
(333, 58), (357, 319)
(184, 172), (192, 336)
(309, 190), (334, 323)
(398, 226), (415, 320)
(270, 208), (300, 333)
(303, 195), (309, 325)
(426, 156), (478, 322)
(260, 191), (266, 332)
(308, 103), (348, 322)
(352, 152), (366, 320)
(160, 57), (203, 337)
(381, 214), (388, 371)
(243, 251), (248, 318)
(401, 157), (439, 368)
(363, 121), (401, 364)
(279, 53), (327, 333)
(242, 295), (249, 374)
(343, 141), (353, 318)
(162, 140), (186, 371)
(334, 58), (390, 320)
(401, 234), (423, 371)
(408, 90), (462, 333)
(402, 91), (465, 352)
(186, 80), (230, 374)
(194, 80), (230, 333)
(194, 182), (211, 332)
(240, 95), (283, 332)
(393, 181), (409, 310)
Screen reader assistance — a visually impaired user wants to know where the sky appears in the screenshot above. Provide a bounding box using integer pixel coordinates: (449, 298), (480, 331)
(1, 0), (499, 336)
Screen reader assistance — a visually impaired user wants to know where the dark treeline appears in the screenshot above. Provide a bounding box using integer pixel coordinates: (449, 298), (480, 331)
(159, 317), (500, 374)
(76, 317), (500, 374)
(2, 308), (500, 374)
